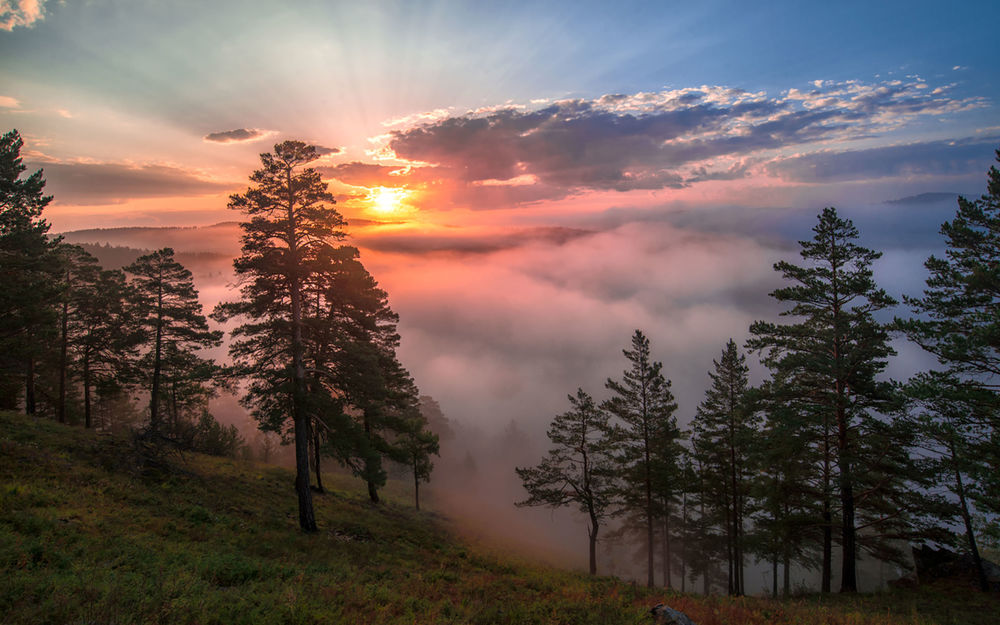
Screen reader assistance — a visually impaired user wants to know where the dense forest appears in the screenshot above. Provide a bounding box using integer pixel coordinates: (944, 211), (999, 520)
(2, 126), (998, 598)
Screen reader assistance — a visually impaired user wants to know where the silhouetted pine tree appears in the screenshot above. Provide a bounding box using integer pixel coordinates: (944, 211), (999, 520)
(214, 141), (345, 531)
(72, 266), (141, 428)
(603, 330), (679, 588)
(516, 389), (618, 575)
(748, 207), (901, 593)
(0, 129), (60, 413)
(898, 150), (1000, 569)
(126, 248), (221, 436)
(691, 339), (758, 595)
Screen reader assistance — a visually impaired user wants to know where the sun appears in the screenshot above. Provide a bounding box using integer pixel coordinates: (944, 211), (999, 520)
(368, 186), (409, 214)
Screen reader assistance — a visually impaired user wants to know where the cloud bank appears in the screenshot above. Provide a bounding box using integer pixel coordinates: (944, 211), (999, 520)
(322, 78), (988, 212)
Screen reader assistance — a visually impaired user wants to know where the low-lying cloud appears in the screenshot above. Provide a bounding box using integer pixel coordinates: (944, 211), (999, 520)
(203, 128), (273, 143)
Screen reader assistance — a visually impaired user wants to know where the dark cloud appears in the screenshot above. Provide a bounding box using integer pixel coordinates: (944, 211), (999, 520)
(203, 128), (269, 143)
(36, 161), (236, 205)
(312, 145), (342, 156)
(766, 137), (999, 183)
(352, 78), (983, 209)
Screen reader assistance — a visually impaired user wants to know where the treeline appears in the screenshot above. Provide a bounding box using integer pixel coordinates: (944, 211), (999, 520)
(518, 150), (1000, 594)
(0, 130), (439, 525)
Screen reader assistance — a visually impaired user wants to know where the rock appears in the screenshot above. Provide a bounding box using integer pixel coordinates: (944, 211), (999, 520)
(650, 603), (698, 625)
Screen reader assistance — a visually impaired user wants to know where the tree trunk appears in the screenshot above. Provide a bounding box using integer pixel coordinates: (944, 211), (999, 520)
(839, 403), (857, 593)
(772, 555), (778, 597)
(313, 426), (325, 493)
(414, 468), (420, 511)
(287, 175), (317, 533)
(662, 511), (670, 587)
(951, 440), (989, 592)
(83, 354), (91, 428)
(25, 357), (35, 415)
(783, 548), (791, 597)
(644, 430), (654, 588)
(58, 293), (68, 423)
(821, 427), (832, 593)
(588, 512), (599, 575)
(680, 493), (687, 593)
(149, 278), (163, 434)
(725, 494), (733, 595)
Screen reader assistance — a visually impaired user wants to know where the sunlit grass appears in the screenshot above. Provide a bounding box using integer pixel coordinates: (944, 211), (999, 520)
(1, 411), (994, 624)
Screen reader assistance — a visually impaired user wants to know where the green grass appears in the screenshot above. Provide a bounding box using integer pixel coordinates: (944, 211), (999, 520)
(1, 411), (995, 624)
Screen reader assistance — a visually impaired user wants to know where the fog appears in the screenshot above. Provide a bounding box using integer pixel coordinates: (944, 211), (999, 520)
(57, 192), (958, 593)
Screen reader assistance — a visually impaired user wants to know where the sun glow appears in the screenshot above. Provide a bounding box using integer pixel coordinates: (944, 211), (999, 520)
(368, 186), (409, 214)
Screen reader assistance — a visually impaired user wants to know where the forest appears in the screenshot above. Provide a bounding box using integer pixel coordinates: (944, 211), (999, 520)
(2, 126), (998, 604)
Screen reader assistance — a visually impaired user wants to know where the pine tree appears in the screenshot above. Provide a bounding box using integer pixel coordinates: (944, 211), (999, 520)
(748, 207), (899, 593)
(691, 339), (758, 595)
(126, 248), (221, 435)
(898, 150), (1000, 549)
(398, 410), (440, 511)
(307, 247), (419, 504)
(214, 141), (346, 531)
(0, 129), (60, 413)
(516, 388), (618, 575)
(603, 329), (679, 587)
(53, 244), (101, 423)
(73, 267), (140, 428)
(749, 376), (824, 597)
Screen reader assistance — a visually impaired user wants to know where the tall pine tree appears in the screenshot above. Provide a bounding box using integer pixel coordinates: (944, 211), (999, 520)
(691, 339), (758, 595)
(603, 330), (679, 588)
(214, 141), (346, 531)
(898, 150), (1000, 548)
(126, 248), (221, 435)
(748, 207), (899, 593)
(0, 129), (60, 413)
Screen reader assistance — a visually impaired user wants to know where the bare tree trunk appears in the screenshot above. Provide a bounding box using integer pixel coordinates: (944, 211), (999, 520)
(58, 293), (68, 423)
(414, 469), (420, 511)
(83, 353), (92, 428)
(287, 178), (316, 533)
(25, 357), (36, 415)
(588, 510), (599, 575)
(950, 439), (989, 592)
(312, 426), (324, 493)
(149, 271), (163, 434)
(839, 403), (857, 593)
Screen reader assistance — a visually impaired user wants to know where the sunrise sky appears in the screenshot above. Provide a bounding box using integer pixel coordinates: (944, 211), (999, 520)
(2, 0), (999, 433)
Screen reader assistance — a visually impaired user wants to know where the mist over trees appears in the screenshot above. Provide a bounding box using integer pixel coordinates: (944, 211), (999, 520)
(3, 125), (998, 595)
(517, 154), (1000, 594)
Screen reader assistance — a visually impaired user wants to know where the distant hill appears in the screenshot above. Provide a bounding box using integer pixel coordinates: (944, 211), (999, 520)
(57, 222), (242, 256)
(71, 242), (232, 273)
(884, 192), (962, 205)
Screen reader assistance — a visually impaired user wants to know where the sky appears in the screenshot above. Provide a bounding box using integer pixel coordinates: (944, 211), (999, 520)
(3, 0), (1000, 439)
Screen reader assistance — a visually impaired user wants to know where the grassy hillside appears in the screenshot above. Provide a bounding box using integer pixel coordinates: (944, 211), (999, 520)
(1, 411), (995, 625)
